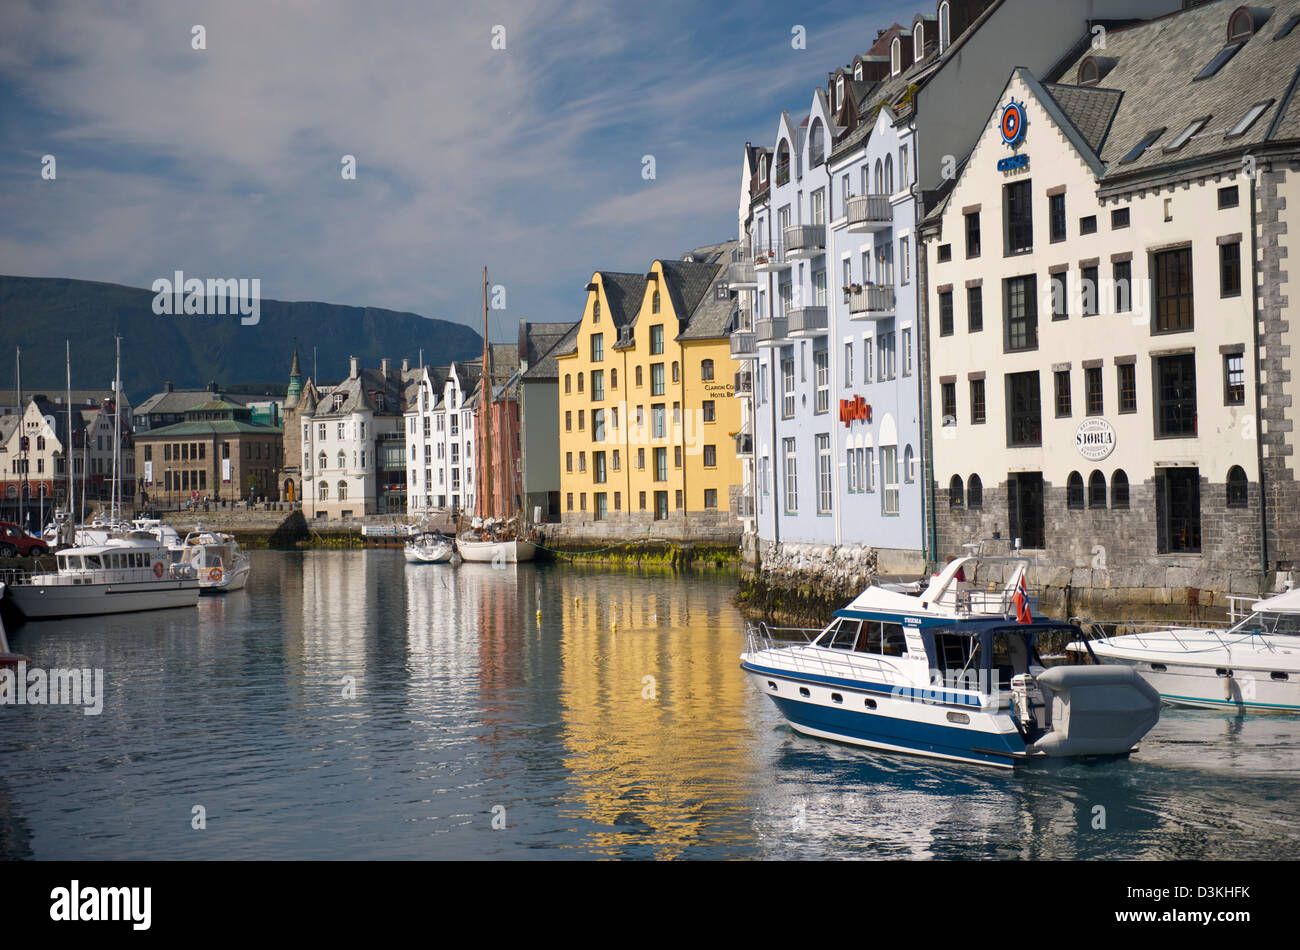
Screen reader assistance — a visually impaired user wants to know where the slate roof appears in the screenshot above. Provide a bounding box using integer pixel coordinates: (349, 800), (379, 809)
(0, 389), (125, 410)
(136, 388), (249, 417)
(1049, 0), (1300, 185)
(303, 365), (410, 418)
(1042, 82), (1123, 154)
(135, 419), (282, 438)
(673, 240), (741, 341)
(521, 323), (579, 380)
(596, 272), (648, 332)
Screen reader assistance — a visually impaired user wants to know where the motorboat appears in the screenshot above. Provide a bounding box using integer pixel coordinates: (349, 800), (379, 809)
(741, 557), (1161, 769)
(4, 533), (199, 619)
(0, 583), (26, 668)
(1070, 588), (1300, 713)
(403, 532), (455, 564)
(172, 528), (251, 593)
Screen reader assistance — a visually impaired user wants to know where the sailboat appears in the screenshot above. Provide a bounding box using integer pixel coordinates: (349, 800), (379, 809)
(457, 267), (536, 564)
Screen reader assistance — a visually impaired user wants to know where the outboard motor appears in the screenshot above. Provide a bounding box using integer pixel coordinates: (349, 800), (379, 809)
(1011, 674), (1037, 735)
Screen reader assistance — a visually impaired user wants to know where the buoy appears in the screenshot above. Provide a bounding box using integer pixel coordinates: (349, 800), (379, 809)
(574, 596), (580, 604)
(536, 609), (542, 623)
(611, 621), (617, 632)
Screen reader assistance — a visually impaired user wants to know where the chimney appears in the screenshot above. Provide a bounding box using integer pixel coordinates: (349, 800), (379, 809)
(164, 381), (174, 393)
(381, 358), (391, 380)
(209, 381), (219, 393)
(349, 356), (359, 379)
(401, 358), (409, 374)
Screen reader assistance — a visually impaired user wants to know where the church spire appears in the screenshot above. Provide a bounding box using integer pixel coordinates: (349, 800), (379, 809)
(286, 348), (303, 409)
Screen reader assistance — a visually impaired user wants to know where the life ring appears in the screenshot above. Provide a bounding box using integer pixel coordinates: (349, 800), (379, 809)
(208, 567), (223, 582)
(153, 561), (165, 578)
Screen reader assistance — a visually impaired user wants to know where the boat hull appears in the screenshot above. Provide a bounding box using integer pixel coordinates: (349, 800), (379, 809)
(199, 562), (250, 593)
(403, 545), (454, 564)
(1087, 652), (1300, 713)
(457, 540), (536, 563)
(7, 580), (201, 619)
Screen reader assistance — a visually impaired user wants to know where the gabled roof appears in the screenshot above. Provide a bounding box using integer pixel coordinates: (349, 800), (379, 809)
(1041, 82), (1124, 154)
(675, 240), (741, 341)
(593, 271), (647, 333)
(522, 323), (579, 380)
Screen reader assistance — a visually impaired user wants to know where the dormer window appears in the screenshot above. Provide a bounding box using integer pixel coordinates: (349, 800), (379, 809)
(939, 2), (950, 51)
(1164, 116), (1209, 151)
(1228, 99), (1274, 138)
(332, 393), (345, 412)
(1078, 58), (1099, 86)
(891, 37), (900, 75)
(854, 63), (863, 81)
(914, 24), (924, 61)
(836, 76), (844, 110)
(1228, 6), (1258, 42)
(1119, 127), (1165, 164)
(1278, 14), (1300, 38)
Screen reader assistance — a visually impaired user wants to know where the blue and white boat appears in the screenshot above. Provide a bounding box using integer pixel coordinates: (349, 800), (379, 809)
(741, 557), (1161, 769)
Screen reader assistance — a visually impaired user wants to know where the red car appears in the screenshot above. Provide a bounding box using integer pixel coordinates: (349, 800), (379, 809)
(0, 522), (49, 558)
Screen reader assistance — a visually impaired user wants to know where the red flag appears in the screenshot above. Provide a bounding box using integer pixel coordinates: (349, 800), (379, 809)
(1013, 573), (1031, 623)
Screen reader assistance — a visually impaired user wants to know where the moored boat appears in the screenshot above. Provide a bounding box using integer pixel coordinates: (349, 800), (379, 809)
(1071, 588), (1300, 713)
(403, 532), (455, 563)
(0, 583), (26, 667)
(741, 557), (1161, 768)
(5, 534), (199, 619)
(456, 537), (536, 564)
(173, 528), (251, 593)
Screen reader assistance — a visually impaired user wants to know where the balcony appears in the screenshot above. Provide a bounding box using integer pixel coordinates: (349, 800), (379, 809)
(783, 224), (826, 259)
(735, 428), (754, 458)
(846, 195), (893, 232)
(754, 244), (789, 273)
(755, 316), (788, 346)
(787, 306), (828, 338)
(735, 494), (756, 519)
(848, 285), (897, 321)
(730, 332), (757, 360)
(734, 369), (753, 394)
(726, 254), (757, 289)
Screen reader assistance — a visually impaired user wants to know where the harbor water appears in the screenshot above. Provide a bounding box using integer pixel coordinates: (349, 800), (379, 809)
(2, 550), (1298, 860)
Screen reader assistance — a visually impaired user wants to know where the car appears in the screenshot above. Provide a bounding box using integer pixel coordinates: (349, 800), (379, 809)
(0, 521), (49, 558)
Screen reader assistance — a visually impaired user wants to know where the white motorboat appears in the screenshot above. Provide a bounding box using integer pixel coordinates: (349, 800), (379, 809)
(403, 532), (455, 564)
(456, 537), (536, 564)
(741, 557), (1161, 768)
(1071, 588), (1300, 713)
(5, 533), (199, 619)
(172, 528), (251, 593)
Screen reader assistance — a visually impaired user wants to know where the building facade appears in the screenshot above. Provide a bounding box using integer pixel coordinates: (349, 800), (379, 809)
(518, 320), (578, 523)
(404, 362), (477, 518)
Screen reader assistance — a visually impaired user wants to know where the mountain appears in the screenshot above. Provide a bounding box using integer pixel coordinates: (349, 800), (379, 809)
(0, 275), (483, 402)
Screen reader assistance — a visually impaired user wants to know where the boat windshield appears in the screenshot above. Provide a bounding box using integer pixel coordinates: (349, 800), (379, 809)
(84, 555), (102, 570)
(818, 618), (907, 656)
(1235, 611), (1300, 637)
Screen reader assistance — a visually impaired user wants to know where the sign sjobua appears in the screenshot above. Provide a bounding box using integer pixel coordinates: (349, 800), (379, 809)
(996, 97), (1028, 172)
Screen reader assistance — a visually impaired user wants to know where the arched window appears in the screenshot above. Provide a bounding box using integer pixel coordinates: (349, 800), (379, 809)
(652, 290), (661, 313)
(565, 374), (571, 394)
(835, 77), (844, 110)
(939, 2), (950, 51)
(337, 450), (346, 469)
(578, 372), (584, 393)
(1078, 57), (1099, 86)
(775, 140), (791, 185)
(611, 367), (618, 389)
(949, 474), (964, 507)
(1227, 465), (1249, 507)
(701, 359), (714, 381)
(854, 63), (863, 82)
(810, 119), (825, 166)
(1228, 7), (1256, 43)
(319, 481), (329, 500)
(1111, 470), (1130, 509)
(1067, 472), (1084, 509)
(636, 365), (643, 387)
(968, 474), (983, 509)
(318, 451), (327, 471)
(914, 24), (924, 61)
(874, 159), (883, 193)
(885, 155), (894, 193)
(891, 37), (901, 76)
(758, 155), (767, 181)
(1089, 470), (1107, 509)
(593, 299), (601, 322)
(338, 481), (347, 501)
(904, 445), (914, 482)
(672, 361), (680, 383)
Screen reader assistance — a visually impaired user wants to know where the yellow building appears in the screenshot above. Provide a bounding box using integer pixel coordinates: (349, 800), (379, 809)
(556, 242), (744, 541)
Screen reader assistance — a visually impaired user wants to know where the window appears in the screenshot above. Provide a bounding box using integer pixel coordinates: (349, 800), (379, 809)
(566, 452), (572, 473)
(1087, 471), (1106, 509)
(1154, 247), (1194, 332)
(968, 474), (983, 509)
(902, 328), (912, 377)
(1224, 353), (1245, 405)
(881, 446), (899, 515)
(1004, 275), (1038, 351)
(1007, 372), (1042, 447)
(1079, 215), (1097, 235)
(1156, 354), (1197, 438)
(1067, 472), (1085, 510)
(817, 434), (832, 514)
(1111, 470), (1129, 509)
(844, 341), (854, 385)
(701, 359), (714, 381)
(704, 488), (718, 509)
(578, 409), (585, 430)
(654, 447), (667, 481)
(578, 372), (584, 393)
(651, 363), (665, 396)
(863, 338), (872, 382)
(1219, 185), (1239, 209)
(878, 332), (895, 379)
(1049, 193), (1066, 243)
(652, 405), (665, 438)
(942, 381), (957, 426)
(783, 438), (798, 514)
(594, 451), (606, 484)
(592, 369), (605, 401)
(610, 368), (617, 390)
(593, 298), (601, 322)
(1081, 266), (1099, 316)
(635, 365), (643, 388)
(965, 211), (981, 258)
(1156, 467), (1201, 554)
(1114, 260), (1132, 313)
(1055, 369), (1072, 418)
(1005, 180), (1033, 254)
(593, 408), (605, 442)
(565, 410), (572, 431)
(1050, 271), (1068, 320)
(939, 290), (954, 336)
(967, 286), (983, 332)
(672, 361), (679, 384)
(703, 444), (717, 467)
(650, 325), (664, 354)
(1111, 207), (1130, 229)
(1226, 466), (1248, 508)
(970, 379), (986, 425)
(1120, 128), (1165, 163)
(637, 448), (645, 470)
(1086, 366), (1103, 415)
(1221, 241), (1241, 297)
(652, 290), (660, 314)
(949, 474), (964, 508)
(702, 400), (715, 422)
(937, 244), (952, 263)
(613, 449), (620, 471)
(900, 237), (910, 283)
(814, 349), (829, 413)
(891, 37), (900, 75)
(1118, 363), (1137, 414)
(781, 356), (795, 418)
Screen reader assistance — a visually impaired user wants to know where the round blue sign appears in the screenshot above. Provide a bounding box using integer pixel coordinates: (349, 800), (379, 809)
(1000, 99), (1026, 147)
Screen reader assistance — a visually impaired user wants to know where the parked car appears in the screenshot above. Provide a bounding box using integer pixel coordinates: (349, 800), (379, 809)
(0, 522), (49, 558)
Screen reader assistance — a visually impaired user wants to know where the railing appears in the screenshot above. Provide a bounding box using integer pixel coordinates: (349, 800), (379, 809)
(736, 495), (755, 518)
(727, 256), (756, 286)
(755, 317), (788, 344)
(753, 243), (784, 268)
(786, 306), (828, 335)
(1068, 616), (1268, 655)
(7, 564), (197, 586)
(846, 194), (892, 229)
(730, 332), (756, 359)
(735, 432), (754, 456)
(734, 369), (753, 394)
(848, 285), (896, 314)
(744, 622), (902, 687)
(783, 224), (825, 256)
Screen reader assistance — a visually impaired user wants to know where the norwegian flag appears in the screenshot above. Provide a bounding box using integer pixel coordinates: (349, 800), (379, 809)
(1013, 572), (1032, 624)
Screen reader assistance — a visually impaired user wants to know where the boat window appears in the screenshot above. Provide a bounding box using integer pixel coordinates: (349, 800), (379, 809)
(933, 631), (978, 674)
(991, 631), (1029, 688)
(881, 623), (907, 657)
(829, 619), (861, 650)
(85, 555), (102, 569)
(855, 621), (883, 653)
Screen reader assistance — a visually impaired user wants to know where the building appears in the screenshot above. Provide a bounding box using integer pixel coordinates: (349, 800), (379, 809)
(134, 399), (281, 506)
(134, 382), (249, 432)
(518, 320), (580, 523)
(403, 360), (478, 518)
(556, 243), (744, 540)
(921, 0), (1300, 580)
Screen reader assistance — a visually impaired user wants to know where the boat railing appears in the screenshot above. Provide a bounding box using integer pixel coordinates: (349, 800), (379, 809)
(5, 564), (195, 586)
(1068, 616), (1261, 654)
(744, 622), (901, 686)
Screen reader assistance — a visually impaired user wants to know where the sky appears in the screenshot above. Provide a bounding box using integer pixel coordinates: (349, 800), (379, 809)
(0, 0), (918, 343)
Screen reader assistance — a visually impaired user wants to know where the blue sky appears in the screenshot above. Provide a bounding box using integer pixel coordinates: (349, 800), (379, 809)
(0, 0), (917, 344)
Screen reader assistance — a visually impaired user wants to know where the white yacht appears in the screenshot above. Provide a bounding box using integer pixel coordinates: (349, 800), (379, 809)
(172, 529), (251, 593)
(403, 532), (455, 564)
(741, 557), (1162, 768)
(5, 534), (199, 619)
(1072, 589), (1300, 713)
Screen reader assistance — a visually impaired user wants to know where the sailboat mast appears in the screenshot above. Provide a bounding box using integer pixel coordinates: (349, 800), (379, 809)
(66, 341), (73, 519)
(112, 335), (121, 521)
(481, 266), (493, 520)
(16, 346), (23, 529)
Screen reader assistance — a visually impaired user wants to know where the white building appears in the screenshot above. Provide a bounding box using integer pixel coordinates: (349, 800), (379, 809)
(404, 362), (477, 516)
